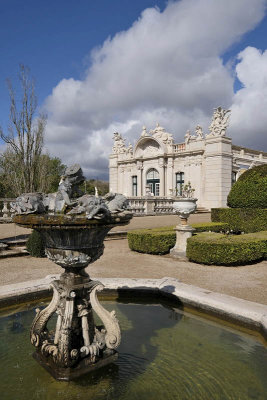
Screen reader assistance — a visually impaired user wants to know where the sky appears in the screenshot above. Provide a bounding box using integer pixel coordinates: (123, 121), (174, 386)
(1, 0), (267, 179)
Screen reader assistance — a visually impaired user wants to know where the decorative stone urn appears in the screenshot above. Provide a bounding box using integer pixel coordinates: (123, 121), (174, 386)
(12, 163), (133, 381)
(170, 198), (197, 259)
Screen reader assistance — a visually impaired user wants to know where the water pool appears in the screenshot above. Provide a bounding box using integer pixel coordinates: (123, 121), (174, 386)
(0, 298), (266, 400)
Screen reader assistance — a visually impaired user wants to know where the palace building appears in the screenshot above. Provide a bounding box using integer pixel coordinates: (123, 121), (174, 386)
(109, 107), (267, 210)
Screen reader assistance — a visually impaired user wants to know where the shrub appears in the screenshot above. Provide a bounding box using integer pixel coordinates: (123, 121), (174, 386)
(127, 222), (229, 254)
(186, 231), (267, 266)
(127, 229), (175, 254)
(211, 208), (267, 233)
(191, 222), (229, 233)
(26, 230), (46, 257)
(227, 164), (267, 208)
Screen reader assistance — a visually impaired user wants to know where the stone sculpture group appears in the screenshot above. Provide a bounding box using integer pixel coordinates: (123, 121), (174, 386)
(11, 163), (130, 218)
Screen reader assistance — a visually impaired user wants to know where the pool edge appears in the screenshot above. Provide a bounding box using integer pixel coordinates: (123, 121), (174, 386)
(0, 275), (266, 342)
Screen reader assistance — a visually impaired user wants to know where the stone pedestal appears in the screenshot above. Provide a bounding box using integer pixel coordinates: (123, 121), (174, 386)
(170, 223), (195, 260)
(13, 213), (132, 381)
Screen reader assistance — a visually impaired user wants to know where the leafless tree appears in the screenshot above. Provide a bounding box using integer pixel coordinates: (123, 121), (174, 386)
(0, 65), (47, 194)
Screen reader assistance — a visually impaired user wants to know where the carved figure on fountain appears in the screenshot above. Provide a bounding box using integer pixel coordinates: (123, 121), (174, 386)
(67, 195), (110, 220)
(103, 192), (130, 213)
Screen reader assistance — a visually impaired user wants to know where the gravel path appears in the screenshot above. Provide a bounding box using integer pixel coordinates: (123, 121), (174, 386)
(1, 213), (266, 305)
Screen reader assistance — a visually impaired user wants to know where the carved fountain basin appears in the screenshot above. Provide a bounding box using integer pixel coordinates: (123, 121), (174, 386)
(13, 213), (132, 271)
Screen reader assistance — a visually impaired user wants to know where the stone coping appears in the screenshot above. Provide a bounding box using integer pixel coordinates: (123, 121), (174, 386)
(0, 276), (266, 342)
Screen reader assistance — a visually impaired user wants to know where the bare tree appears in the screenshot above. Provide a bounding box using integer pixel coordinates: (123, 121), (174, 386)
(0, 65), (47, 194)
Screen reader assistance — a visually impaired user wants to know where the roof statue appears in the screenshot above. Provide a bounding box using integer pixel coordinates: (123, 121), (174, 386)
(208, 107), (231, 137)
(184, 130), (191, 144)
(126, 143), (133, 155)
(195, 125), (204, 140)
(150, 123), (174, 145)
(141, 125), (149, 137)
(112, 132), (127, 154)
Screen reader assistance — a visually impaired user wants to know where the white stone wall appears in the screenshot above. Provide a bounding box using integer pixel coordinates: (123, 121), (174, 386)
(109, 131), (267, 209)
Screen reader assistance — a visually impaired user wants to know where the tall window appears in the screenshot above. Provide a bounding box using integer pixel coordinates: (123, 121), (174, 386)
(146, 168), (160, 196)
(132, 175), (137, 196)
(175, 172), (184, 196)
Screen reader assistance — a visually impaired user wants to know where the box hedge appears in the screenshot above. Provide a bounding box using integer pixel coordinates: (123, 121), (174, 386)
(26, 230), (46, 258)
(186, 231), (267, 265)
(127, 229), (176, 254)
(127, 222), (229, 254)
(211, 208), (267, 233)
(227, 164), (267, 208)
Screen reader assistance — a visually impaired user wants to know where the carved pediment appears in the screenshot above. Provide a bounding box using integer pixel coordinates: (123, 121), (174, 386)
(135, 138), (162, 158)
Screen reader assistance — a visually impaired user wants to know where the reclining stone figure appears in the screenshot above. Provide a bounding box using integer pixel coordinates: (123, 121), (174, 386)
(103, 192), (130, 213)
(67, 195), (110, 220)
(10, 193), (45, 215)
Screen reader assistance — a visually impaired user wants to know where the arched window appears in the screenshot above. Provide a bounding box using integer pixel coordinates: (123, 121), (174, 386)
(175, 172), (184, 196)
(146, 168), (160, 196)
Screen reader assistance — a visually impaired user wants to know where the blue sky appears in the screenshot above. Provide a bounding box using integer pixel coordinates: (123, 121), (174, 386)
(0, 0), (168, 126)
(1, 0), (267, 178)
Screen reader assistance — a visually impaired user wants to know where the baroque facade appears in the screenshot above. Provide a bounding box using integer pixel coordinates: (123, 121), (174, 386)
(109, 107), (267, 209)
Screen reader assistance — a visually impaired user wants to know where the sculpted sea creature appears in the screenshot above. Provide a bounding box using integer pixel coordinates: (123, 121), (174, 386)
(103, 193), (129, 213)
(67, 195), (110, 220)
(10, 193), (45, 215)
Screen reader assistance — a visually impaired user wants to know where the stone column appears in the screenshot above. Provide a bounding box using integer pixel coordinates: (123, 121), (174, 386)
(109, 154), (118, 193)
(166, 158), (174, 197)
(158, 158), (165, 197)
(137, 161), (143, 197)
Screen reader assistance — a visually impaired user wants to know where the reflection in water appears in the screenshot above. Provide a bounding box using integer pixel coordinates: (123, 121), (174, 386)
(0, 299), (266, 400)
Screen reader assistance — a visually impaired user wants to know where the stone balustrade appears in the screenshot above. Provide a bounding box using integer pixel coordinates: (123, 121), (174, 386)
(128, 197), (175, 215)
(172, 143), (186, 152)
(0, 198), (15, 221)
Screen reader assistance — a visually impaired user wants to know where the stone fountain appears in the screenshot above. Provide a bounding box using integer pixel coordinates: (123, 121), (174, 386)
(12, 164), (132, 381)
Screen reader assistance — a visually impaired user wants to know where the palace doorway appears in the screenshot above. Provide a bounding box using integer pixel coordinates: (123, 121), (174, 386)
(146, 168), (160, 196)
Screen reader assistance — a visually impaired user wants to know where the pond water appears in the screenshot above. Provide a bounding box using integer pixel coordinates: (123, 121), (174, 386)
(0, 297), (266, 400)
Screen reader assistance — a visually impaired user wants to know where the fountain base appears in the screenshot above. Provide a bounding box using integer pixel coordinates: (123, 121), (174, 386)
(33, 349), (118, 381)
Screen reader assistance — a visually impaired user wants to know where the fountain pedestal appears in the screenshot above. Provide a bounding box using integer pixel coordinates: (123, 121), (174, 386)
(14, 213), (132, 381)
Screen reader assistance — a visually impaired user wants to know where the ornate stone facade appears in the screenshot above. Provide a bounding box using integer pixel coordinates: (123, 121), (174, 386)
(109, 107), (267, 209)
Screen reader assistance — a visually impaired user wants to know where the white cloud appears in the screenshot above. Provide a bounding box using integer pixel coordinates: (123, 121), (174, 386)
(43, 0), (267, 178)
(229, 47), (267, 149)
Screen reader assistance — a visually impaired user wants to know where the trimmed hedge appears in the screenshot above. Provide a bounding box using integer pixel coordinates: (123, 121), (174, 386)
(186, 231), (267, 266)
(211, 208), (267, 233)
(191, 222), (229, 232)
(127, 222), (229, 254)
(128, 229), (175, 254)
(227, 164), (267, 208)
(26, 230), (46, 258)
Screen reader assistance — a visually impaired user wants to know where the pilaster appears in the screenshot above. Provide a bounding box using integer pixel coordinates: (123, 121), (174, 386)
(203, 136), (232, 209)
(109, 155), (118, 193)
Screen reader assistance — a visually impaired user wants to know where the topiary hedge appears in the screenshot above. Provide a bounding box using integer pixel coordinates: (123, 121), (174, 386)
(211, 208), (267, 233)
(26, 230), (46, 257)
(127, 222), (229, 254)
(227, 164), (267, 208)
(127, 229), (176, 254)
(191, 222), (229, 233)
(186, 231), (267, 266)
